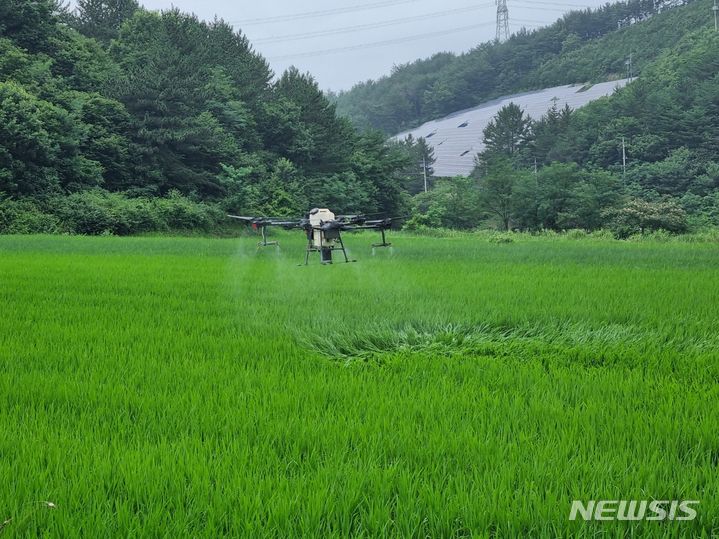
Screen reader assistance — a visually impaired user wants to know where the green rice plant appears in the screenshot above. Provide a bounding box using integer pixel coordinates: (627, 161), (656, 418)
(0, 233), (718, 537)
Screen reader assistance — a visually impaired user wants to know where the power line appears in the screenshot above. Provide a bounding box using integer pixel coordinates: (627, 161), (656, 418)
(228, 0), (423, 26)
(268, 22), (496, 60)
(514, 0), (593, 7)
(511, 18), (553, 25)
(510, 23), (546, 29)
(513, 3), (590, 12)
(254, 4), (495, 44)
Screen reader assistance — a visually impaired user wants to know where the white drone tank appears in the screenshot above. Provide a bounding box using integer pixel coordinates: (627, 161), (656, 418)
(309, 208), (335, 248)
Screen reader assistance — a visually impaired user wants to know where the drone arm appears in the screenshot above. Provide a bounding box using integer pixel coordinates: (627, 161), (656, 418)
(227, 215), (305, 229)
(227, 214), (255, 222)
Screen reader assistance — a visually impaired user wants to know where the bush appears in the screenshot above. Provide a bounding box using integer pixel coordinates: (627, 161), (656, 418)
(0, 198), (61, 234)
(52, 191), (139, 235)
(487, 233), (515, 244)
(603, 198), (688, 238)
(154, 190), (224, 232)
(410, 177), (481, 230)
(49, 190), (223, 235)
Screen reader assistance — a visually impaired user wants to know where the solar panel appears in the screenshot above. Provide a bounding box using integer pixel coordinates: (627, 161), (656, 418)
(394, 79), (631, 177)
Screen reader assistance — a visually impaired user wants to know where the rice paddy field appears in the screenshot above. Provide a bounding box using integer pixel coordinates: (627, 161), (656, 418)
(1, 231), (718, 537)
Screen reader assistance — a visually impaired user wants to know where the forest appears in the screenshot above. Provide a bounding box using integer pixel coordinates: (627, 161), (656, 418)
(1, 0), (717, 235)
(0, 0), (412, 235)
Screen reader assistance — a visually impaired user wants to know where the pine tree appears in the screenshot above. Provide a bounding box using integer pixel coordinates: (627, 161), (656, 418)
(73, 0), (138, 44)
(481, 103), (533, 162)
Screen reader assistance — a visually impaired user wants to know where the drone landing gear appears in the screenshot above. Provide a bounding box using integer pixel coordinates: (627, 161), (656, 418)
(302, 233), (356, 266)
(371, 229), (392, 248)
(257, 226), (278, 247)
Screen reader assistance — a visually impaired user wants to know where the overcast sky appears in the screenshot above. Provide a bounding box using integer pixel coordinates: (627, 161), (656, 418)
(130, 0), (608, 91)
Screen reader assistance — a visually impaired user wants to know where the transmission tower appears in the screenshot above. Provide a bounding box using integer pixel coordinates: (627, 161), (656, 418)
(496, 0), (509, 42)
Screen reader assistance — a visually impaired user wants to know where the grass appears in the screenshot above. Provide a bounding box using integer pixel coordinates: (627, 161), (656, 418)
(1, 231), (718, 537)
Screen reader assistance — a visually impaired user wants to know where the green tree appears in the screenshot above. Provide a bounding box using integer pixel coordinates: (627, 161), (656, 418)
(532, 103), (573, 164)
(626, 148), (706, 196)
(73, 0), (139, 44)
(0, 82), (102, 195)
(110, 9), (271, 196)
(391, 135), (436, 195)
(409, 176), (481, 229)
(477, 159), (528, 230)
(272, 67), (354, 173)
(0, 0), (58, 53)
(480, 103), (533, 164)
(76, 94), (134, 191)
(604, 198), (688, 236)
(350, 130), (410, 216)
(557, 169), (622, 229)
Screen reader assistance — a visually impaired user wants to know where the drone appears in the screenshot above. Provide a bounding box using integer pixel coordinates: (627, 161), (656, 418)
(227, 208), (401, 265)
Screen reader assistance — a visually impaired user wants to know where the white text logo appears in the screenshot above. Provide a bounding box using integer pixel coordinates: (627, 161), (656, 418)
(569, 500), (699, 521)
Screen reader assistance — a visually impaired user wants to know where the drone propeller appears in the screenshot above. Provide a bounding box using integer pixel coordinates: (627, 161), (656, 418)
(227, 215), (305, 228)
(342, 215), (410, 231)
(337, 215), (410, 248)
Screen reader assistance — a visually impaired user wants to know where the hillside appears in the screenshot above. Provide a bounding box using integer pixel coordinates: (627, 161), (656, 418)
(554, 27), (719, 189)
(0, 0), (411, 236)
(335, 0), (712, 134)
(395, 79), (630, 177)
(397, 24), (718, 231)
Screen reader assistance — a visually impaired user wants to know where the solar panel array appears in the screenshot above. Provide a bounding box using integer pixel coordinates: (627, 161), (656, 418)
(394, 79), (631, 177)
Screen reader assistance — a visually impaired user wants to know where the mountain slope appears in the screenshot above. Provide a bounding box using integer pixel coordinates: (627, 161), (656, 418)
(395, 79), (630, 177)
(335, 0), (711, 134)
